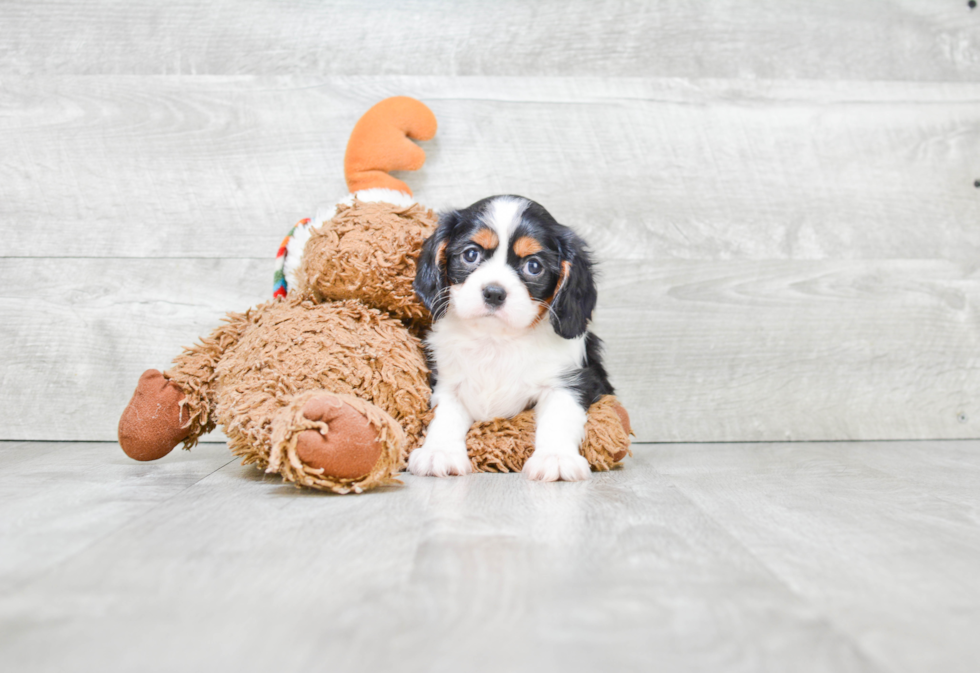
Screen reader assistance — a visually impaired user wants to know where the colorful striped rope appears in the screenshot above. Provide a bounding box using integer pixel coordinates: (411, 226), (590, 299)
(273, 218), (311, 298)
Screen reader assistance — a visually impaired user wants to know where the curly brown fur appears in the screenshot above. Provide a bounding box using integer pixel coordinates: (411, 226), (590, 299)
(464, 396), (632, 473)
(164, 309), (255, 449)
(294, 199), (438, 334)
(213, 295), (430, 472)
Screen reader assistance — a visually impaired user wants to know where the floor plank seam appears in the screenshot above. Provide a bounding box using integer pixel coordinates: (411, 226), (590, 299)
(1, 455), (238, 598)
(846, 453), (980, 529)
(656, 467), (894, 673)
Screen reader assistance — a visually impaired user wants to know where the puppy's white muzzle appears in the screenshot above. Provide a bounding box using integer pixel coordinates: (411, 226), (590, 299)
(450, 249), (539, 329)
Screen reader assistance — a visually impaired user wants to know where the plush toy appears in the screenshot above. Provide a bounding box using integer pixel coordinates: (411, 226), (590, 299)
(118, 97), (632, 494)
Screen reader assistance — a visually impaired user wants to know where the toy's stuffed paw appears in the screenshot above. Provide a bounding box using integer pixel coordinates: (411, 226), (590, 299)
(522, 452), (592, 482)
(407, 444), (473, 477)
(118, 369), (191, 461)
(295, 395), (384, 480)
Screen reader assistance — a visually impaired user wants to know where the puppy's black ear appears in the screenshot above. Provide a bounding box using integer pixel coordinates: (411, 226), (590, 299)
(414, 210), (459, 319)
(550, 229), (598, 339)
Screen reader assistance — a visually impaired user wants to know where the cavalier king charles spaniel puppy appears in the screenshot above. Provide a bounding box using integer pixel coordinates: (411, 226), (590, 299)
(410, 195), (613, 482)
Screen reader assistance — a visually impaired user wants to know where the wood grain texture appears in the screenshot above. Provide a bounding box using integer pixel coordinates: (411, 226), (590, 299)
(599, 259), (980, 442)
(4, 3), (980, 446)
(2, 77), (979, 261)
(0, 441), (233, 595)
(2, 440), (979, 672)
(0, 258), (268, 443)
(3, 257), (978, 443)
(1, 1), (978, 81)
(655, 441), (980, 673)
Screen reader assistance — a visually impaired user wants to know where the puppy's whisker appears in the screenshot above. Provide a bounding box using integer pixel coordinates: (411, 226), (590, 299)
(432, 286), (453, 319)
(535, 300), (562, 329)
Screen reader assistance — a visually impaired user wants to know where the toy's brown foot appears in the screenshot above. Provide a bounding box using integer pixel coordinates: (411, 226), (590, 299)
(118, 369), (190, 461)
(294, 394), (384, 479)
(610, 402), (632, 462)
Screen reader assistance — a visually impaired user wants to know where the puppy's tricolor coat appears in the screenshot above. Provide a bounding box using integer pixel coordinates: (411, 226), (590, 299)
(411, 195), (613, 481)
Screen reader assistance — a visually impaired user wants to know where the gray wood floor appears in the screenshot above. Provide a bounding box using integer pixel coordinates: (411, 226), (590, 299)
(2, 440), (979, 673)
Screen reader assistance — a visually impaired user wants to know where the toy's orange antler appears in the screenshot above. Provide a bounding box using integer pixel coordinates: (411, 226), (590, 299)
(344, 96), (438, 196)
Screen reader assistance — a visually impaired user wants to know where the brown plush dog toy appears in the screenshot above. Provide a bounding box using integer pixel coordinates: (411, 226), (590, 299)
(118, 97), (632, 494)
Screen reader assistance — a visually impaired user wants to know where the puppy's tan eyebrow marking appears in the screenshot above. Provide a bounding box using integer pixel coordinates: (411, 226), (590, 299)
(513, 235), (543, 257)
(471, 228), (499, 250)
(436, 240), (448, 264)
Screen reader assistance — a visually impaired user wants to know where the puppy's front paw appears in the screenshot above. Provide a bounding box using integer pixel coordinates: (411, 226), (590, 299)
(408, 444), (473, 477)
(522, 452), (591, 482)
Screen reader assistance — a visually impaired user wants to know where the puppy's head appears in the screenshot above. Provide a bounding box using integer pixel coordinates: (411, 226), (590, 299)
(414, 195), (596, 338)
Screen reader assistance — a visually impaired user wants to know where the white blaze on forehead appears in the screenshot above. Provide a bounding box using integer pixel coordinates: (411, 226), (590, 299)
(480, 197), (528, 253)
(451, 197), (537, 328)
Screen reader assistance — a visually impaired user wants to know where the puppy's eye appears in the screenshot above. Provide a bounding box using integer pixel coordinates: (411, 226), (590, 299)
(523, 258), (543, 277)
(462, 247), (481, 264)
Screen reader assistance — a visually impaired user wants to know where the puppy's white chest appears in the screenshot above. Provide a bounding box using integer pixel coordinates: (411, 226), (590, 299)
(452, 338), (542, 420)
(428, 317), (585, 422)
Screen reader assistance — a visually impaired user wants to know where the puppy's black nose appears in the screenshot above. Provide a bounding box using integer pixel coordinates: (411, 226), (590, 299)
(482, 285), (507, 308)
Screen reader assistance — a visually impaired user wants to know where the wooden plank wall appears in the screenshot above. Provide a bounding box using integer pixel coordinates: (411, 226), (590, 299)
(2, 1), (979, 442)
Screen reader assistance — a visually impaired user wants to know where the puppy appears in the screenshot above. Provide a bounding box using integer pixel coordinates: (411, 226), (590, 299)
(410, 195), (613, 481)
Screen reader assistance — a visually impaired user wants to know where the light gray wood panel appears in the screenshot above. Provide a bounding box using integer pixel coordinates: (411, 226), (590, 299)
(3, 77), (979, 260)
(3, 257), (978, 443)
(0, 441), (900, 673)
(1, 1), (978, 81)
(654, 440), (980, 673)
(0, 258), (268, 442)
(599, 259), (980, 442)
